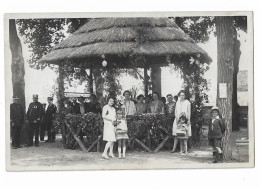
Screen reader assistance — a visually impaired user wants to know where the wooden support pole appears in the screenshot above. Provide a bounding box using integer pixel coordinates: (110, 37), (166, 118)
(154, 136), (170, 152)
(147, 130), (152, 149)
(64, 120), (87, 152)
(134, 138), (152, 152)
(87, 135), (103, 152)
(151, 67), (162, 96)
(144, 65), (148, 96)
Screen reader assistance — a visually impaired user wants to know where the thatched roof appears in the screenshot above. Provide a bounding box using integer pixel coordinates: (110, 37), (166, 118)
(39, 18), (212, 67)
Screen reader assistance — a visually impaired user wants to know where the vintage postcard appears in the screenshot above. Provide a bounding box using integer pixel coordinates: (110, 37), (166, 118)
(4, 12), (254, 171)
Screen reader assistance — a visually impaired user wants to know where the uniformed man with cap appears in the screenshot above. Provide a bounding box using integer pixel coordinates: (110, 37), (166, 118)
(10, 96), (24, 149)
(26, 94), (44, 147)
(45, 97), (57, 142)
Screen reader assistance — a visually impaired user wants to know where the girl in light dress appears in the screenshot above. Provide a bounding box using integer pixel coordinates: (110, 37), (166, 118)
(102, 98), (117, 159)
(171, 90), (192, 153)
(116, 90), (136, 159)
(176, 114), (189, 154)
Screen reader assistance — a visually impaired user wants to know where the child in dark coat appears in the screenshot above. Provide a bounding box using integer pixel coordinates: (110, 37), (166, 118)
(208, 107), (226, 163)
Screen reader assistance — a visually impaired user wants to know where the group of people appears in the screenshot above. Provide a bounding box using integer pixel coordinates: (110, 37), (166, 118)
(101, 89), (225, 163)
(10, 95), (57, 148)
(101, 90), (192, 159)
(10, 89), (226, 163)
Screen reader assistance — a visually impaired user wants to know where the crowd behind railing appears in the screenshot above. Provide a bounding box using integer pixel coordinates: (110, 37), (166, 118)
(10, 90), (226, 163)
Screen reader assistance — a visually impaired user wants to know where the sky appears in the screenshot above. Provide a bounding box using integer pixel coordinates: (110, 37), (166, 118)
(5, 26), (249, 108)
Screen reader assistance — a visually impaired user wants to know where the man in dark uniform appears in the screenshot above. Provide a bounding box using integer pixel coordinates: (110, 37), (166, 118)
(72, 98), (80, 114)
(26, 94), (43, 147)
(45, 97), (57, 143)
(40, 103), (47, 141)
(10, 96), (24, 149)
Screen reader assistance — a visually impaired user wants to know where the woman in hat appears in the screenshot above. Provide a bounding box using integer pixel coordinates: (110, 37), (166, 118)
(208, 106), (225, 163)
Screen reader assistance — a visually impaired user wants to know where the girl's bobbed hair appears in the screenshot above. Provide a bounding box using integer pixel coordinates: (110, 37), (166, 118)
(178, 115), (188, 124)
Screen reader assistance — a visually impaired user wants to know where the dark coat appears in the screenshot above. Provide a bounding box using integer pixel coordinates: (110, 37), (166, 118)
(86, 102), (102, 114)
(78, 103), (88, 115)
(10, 103), (24, 126)
(72, 102), (80, 114)
(45, 104), (57, 124)
(26, 101), (44, 122)
(208, 118), (225, 139)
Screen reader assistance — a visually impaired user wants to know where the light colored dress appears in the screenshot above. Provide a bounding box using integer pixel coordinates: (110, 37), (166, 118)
(172, 99), (192, 137)
(116, 100), (136, 140)
(147, 100), (165, 113)
(102, 104), (116, 142)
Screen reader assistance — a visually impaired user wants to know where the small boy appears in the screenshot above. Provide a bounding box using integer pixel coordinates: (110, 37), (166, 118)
(208, 107), (226, 163)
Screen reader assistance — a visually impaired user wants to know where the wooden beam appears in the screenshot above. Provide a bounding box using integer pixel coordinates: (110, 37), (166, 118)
(87, 135), (103, 152)
(64, 120), (87, 152)
(134, 138), (152, 152)
(151, 67), (162, 96)
(154, 136), (170, 152)
(144, 66), (148, 96)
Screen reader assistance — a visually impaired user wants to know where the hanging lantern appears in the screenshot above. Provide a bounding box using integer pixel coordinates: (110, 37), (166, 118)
(189, 57), (195, 64)
(102, 60), (107, 67)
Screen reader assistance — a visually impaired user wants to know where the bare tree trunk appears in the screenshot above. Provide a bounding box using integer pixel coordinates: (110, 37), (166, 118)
(232, 30), (241, 131)
(216, 16), (235, 161)
(9, 19), (27, 144)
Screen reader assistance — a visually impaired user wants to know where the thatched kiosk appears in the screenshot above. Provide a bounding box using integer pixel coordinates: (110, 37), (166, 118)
(40, 18), (212, 151)
(40, 17), (211, 97)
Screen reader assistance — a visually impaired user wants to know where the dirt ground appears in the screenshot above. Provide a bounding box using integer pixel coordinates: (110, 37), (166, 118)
(8, 128), (249, 171)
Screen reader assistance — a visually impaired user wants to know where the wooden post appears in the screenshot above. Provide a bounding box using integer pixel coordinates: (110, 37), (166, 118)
(89, 64), (94, 93)
(57, 65), (66, 146)
(151, 67), (162, 96)
(147, 130), (152, 150)
(87, 135), (102, 152)
(64, 120), (87, 152)
(144, 65), (148, 96)
(134, 138), (152, 152)
(154, 136), (170, 152)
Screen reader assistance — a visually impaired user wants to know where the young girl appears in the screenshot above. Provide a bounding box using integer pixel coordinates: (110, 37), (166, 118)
(208, 107), (225, 163)
(116, 90), (136, 159)
(176, 114), (189, 154)
(116, 108), (129, 159)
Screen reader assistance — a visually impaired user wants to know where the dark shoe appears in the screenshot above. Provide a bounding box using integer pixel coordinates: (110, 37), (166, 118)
(45, 140), (50, 143)
(12, 146), (18, 149)
(218, 153), (224, 163)
(212, 152), (218, 163)
(27, 144), (33, 147)
(170, 148), (177, 153)
(35, 144), (39, 147)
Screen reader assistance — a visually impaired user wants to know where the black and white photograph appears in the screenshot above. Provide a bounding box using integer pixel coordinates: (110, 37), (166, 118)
(4, 12), (254, 171)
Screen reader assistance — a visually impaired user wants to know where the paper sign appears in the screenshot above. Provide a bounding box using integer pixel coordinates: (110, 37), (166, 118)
(219, 83), (227, 98)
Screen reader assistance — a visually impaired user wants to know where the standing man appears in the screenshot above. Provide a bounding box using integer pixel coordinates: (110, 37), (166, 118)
(72, 98), (80, 114)
(40, 103), (47, 141)
(26, 94), (43, 147)
(86, 94), (102, 114)
(45, 97), (57, 143)
(10, 96), (24, 149)
(165, 94), (176, 116)
(78, 96), (87, 115)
